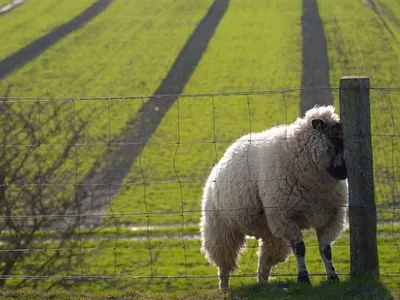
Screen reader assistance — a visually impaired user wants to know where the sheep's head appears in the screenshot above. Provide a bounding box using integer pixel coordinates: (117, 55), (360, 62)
(311, 118), (347, 181)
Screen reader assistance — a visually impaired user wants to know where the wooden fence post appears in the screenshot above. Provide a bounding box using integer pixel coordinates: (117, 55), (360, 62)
(339, 76), (379, 278)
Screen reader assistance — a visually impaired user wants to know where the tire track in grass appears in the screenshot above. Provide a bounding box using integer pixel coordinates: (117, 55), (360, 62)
(367, 0), (400, 31)
(300, 0), (332, 116)
(362, 0), (396, 39)
(0, 0), (26, 15)
(0, 0), (113, 80)
(79, 0), (229, 226)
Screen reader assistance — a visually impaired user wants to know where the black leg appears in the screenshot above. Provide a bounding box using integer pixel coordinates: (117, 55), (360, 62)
(291, 241), (311, 284)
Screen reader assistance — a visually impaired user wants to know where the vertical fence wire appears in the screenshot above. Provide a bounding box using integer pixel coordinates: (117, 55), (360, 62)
(37, 100), (50, 276)
(139, 96), (153, 277)
(72, 99), (84, 278)
(387, 90), (400, 261)
(243, 94), (256, 275)
(104, 97), (119, 278)
(173, 96), (188, 276)
(211, 95), (220, 218)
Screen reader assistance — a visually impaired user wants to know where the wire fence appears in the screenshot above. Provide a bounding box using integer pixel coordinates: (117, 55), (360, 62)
(0, 85), (399, 291)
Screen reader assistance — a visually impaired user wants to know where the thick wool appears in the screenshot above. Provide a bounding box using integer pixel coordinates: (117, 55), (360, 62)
(199, 105), (348, 291)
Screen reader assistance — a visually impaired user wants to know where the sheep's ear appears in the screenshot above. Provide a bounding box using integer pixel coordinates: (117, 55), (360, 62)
(311, 119), (327, 131)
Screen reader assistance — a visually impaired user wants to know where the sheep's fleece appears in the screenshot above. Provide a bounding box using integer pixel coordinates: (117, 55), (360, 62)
(199, 105), (348, 291)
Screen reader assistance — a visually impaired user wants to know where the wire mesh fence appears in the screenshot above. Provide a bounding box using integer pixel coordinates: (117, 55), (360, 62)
(0, 86), (399, 291)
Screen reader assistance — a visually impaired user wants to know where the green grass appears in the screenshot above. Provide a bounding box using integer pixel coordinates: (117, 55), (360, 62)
(2, 0), (400, 294)
(1, 0), (214, 218)
(0, 0), (12, 7)
(4, 228), (399, 293)
(108, 0), (400, 228)
(3, 0), (399, 227)
(0, 225), (201, 241)
(0, 224), (398, 242)
(109, 0), (303, 226)
(0, 278), (398, 299)
(0, 0), (98, 61)
(318, 0), (400, 221)
(1, 0), (213, 97)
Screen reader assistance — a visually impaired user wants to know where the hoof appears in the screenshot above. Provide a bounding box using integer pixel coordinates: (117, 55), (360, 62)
(297, 271), (311, 284)
(257, 272), (270, 283)
(328, 274), (340, 281)
(219, 282), (229, 293)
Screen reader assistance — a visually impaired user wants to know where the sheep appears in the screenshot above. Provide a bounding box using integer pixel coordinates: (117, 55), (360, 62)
(199, 105), (348, 292)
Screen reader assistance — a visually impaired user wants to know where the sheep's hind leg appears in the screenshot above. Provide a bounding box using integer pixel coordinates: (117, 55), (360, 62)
(201, 221), (246, 292)
(218, 267), (230, 292)
(257, 237), (291, 283)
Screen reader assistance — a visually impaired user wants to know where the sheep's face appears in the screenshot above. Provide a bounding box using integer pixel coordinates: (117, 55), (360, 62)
(312, 119), (347, 180)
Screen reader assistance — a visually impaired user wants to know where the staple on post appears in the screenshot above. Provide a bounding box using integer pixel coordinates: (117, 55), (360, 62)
(339, 76), (379, 278)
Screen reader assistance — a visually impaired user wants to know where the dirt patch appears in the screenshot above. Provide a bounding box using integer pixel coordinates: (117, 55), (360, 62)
(75, 0), (230, 227)
(300, 0), (333, 116)
(0, 0), (26, 15)
(0, 0), (113, 80)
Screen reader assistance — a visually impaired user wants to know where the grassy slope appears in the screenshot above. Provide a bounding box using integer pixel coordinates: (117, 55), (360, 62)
(0, 0), (214, 206)
(318, 0), (400, 222)
(110, 0), (302, 227)
(7, 229), (400, 293)
(0, 0), (97, 61)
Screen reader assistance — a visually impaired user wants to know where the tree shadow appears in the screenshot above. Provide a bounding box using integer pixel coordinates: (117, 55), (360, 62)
(0, 0), (114, 80)
(76, 0), (230, 226)
(300, 0), (333, 116)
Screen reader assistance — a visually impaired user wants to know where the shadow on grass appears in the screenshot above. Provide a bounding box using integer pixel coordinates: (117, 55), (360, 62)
(0, 278), (397, 300)
(0, 0), (114, 81)
(229, 277), (396, 300)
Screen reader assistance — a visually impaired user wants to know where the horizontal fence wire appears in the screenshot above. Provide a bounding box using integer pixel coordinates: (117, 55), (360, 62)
(0, 87), (399, 289)
(0, 206), (398, 219)
(2, 87), (400, 102)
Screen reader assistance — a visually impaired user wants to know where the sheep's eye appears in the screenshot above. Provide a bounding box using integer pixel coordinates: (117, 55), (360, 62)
(328, 142), (336, 153)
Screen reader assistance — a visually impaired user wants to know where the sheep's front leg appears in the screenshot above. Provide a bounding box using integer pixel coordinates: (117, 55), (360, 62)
(291, 240), (311, 284)
(318, 243), (339, 281)
(268, 215), (311, 284)
(316, 209), (345, 282)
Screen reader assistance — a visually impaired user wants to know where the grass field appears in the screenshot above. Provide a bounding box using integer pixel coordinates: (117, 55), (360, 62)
(0, 0), (12, 7)
(319, 0), (400, 213)
(109, 0), (303, 226)
(1, 0), (214, 218)
(1, 0), (400, 295)
(107, 0), (400, 227)
(4, 227), (400, 293)
(0, 0), (97, 61)
(2, 278), (399, 300)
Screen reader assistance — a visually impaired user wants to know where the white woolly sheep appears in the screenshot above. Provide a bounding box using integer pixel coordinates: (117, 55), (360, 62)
(199, 105), (348, 292)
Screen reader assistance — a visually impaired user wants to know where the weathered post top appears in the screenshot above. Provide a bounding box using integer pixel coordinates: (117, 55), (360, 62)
(340, 76), (370, 89)
(341, 75), (369, 79)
